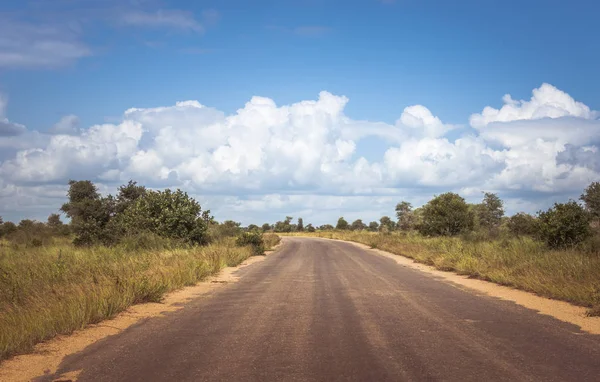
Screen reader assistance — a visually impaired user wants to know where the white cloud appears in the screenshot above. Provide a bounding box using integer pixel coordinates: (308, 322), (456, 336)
(470, 83), (596, 128)
(0, 84), (598, 223)
(0, 94), (26, 136)
(0, 19), (91, 68)
(49, 115), (80, 135)
(118, 9), (206, 32)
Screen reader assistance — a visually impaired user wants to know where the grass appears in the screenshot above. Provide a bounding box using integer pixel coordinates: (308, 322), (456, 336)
(0, 235), (257, 361)
(263, 233), (281, 250)
(287, 231), (600, 316)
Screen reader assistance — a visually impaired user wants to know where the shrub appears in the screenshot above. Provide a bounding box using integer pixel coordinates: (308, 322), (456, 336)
(120, 189), (209, 245)
(538, 201), (591, 249)
(418, 192), (474, 236)
(507, 212), (539, 237)
(336, 217), (349, 230)
(350, 219), (366, 231)
(236, 231), (265, 256)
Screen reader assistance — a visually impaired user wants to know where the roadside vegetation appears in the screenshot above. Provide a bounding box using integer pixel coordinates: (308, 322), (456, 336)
(273, 182), (600, 316)
(0, 180), (277, 361)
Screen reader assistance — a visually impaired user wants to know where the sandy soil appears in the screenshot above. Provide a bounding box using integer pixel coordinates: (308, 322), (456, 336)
(0, 256), (266, 382)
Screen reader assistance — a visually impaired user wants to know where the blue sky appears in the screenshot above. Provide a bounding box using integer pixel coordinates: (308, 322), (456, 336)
(0, 0), (599, 224)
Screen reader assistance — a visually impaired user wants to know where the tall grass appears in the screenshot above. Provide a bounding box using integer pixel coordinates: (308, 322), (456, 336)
(0, 235), (253, 361)
(289, 231), (600, 316)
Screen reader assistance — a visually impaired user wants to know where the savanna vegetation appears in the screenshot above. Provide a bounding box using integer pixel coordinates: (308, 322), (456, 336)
(278, 182), (600, 316)
(0, 180), (279, 361)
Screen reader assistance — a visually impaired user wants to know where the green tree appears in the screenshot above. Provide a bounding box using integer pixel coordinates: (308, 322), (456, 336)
(47, 213), (62, 228)
(507, 213), (539, 237)
(306, 223), (315, 232)
(580, 181), (600, 225)
(116, 180), (146, 213)
(419, 193), (474, 236)
(60, 180), (117, 246)
(538, 201), (591, 249)
(350, 219), (366, 231)
(297, 217), (304, 232)
(477, 192), (504, 230)
(368, 221), (379, 232)
(336, 217), (349, 230)
(379, 216), (396, 233)
(319, 224), (334, 230)
(395, 201), (415, 231)
(274, 216), (293, 232)
(121, 189), (209, 245)
(247, 224), (259, 232)
(261, 223), (272, 232)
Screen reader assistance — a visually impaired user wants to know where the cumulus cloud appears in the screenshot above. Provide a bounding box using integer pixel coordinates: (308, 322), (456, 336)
(1, 83), (598, 223)
(470, 83), (597, 128)
(49, 115), (80, 135)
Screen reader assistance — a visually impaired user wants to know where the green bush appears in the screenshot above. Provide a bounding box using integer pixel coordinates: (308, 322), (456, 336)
(538, 201), (591, 249)
(418, 192), (474, 236)
(236, 231), (265, 256)
(507, 212), (539, 237)
(120, 189), (209, 245)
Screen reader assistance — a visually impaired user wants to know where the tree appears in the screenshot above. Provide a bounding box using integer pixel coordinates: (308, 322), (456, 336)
(247, 224), (259, 232)
(202, 210), (216, 225)
(379, 216), (396, 233)
(261, 223), (272, 232)
(116, 180), (146, 213)
(47, 213), (63, 228)
(274, 216), (293, 232)
(368, 221), (379, 232)
(0, 221), (17, 237)
(477, 192), (504, 231)
(507, 213), (539, 237)
(336, 217), (349, 230)
(581, 181), (600, 224)
(538, 201), (591, 249)
(297, 218), (304, 232)
(60, 180), (117, 246)
(418, 193), (474, 236)
(350, 219), (366, 231)
(121, 188), (209, 245)
(306, 223), (315, 232)
(395, 201), (416, 231)
(319, 224), (334, 230)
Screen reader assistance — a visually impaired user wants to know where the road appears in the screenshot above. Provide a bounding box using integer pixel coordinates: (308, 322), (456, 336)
(42, 237), (600, 381)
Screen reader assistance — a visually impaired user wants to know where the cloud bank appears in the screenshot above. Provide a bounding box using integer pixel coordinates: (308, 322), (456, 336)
(0, 84), (598, 224)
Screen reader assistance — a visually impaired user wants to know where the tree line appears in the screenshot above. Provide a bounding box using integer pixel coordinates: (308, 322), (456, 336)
(265, 182), (599, 250)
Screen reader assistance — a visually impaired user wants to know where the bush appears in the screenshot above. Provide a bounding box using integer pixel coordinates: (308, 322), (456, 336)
(507, 212), (539, 237)
(236, 231), (265, 256)
(538, 201), (591, 249)
(120, 189), (209, 245)
(418, 192), (474, 236)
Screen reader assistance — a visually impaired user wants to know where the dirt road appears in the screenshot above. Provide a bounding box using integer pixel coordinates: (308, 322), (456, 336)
(41, 237), (600, 381)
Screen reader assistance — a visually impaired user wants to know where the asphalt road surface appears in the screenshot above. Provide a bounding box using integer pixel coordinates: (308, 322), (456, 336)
(42, 237), (600, 382)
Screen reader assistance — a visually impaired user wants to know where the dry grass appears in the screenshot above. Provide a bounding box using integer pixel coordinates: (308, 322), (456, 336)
(287, 231), (600, 316)
(263, 233), (281, 250)
(0, 236), (254, 361)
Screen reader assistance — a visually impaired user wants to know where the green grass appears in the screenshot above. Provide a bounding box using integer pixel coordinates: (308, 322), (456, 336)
(287, 231), (600, 316)
(0, 236), (254, 361)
